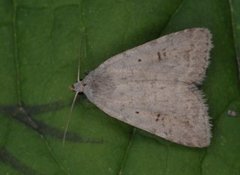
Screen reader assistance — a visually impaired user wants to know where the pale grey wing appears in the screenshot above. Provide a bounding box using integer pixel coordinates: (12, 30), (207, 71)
(81, 28), (212, 147)
(83, 77), (210, 148)
(96, 28), (212, 84)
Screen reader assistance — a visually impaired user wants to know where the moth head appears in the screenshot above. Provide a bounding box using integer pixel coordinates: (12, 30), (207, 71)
(70, 81), (84, 94)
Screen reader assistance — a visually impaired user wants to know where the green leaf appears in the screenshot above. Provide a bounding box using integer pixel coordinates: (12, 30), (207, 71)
(0, 0), (240, 174)
(229, 0), (240, 75)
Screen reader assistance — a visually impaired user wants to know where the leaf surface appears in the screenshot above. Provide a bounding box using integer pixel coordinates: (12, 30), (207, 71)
(0, 0), (240, 174)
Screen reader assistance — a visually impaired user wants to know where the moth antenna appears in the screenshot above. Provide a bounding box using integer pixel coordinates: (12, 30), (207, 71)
(77, 56), (81, 82)
(63, 42), (82, 145)
(62, 91), (79, 146)
(77, 38), (82, 82)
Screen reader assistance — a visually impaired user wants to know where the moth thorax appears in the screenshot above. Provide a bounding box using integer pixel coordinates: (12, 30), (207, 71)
(72, 81), (84, 93)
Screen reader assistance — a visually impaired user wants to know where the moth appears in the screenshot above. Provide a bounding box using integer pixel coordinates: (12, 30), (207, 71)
(68, 28), (213, 148)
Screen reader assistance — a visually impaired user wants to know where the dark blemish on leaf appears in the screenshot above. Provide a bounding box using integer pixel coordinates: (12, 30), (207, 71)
(157, 52), (161, 61)
(0, 103), (101, 144)
(0, 147), (38, 175)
